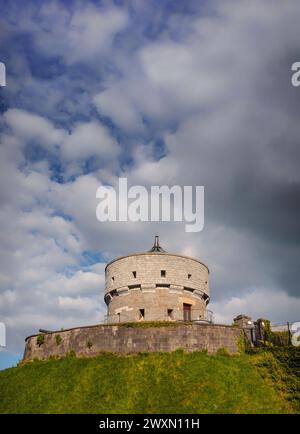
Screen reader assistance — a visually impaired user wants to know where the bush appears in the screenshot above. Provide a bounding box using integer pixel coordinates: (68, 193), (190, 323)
(250, 347), (300, 412)
(55, 335), (62, 346)
(216, 347), (231, 357)
(36, 334), (45, 347)
(66, 350), (76, 358)
(237, 333), (246, 353)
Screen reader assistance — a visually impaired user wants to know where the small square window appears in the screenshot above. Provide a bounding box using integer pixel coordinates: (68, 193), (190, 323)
(132, 271), (136, 278)
(161, 270), (166, 277)
(111, 276), (115, 283)
(139, 309), (145, 320)
(188, 274), (192, 279)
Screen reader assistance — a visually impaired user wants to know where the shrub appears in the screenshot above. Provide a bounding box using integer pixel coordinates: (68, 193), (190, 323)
(55, 335), (62, 346)
(250, 347), (300, 412)
(237, 332), (246, 353)
(216, 347), (230, 357)
(67, 350), (76, 358)
(36, 334), (45, 347)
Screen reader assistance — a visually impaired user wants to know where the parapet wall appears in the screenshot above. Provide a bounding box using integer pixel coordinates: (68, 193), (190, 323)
(23, 323), (244, 360)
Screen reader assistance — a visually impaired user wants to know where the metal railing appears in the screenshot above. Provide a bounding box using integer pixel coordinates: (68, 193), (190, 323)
(248, 320), (300, 347)
(203, 309), (214, 323)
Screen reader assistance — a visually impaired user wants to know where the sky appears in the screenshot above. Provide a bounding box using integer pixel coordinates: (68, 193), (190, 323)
(0, 0), (299, 369)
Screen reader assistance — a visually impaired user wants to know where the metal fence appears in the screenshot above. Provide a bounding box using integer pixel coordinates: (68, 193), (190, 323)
(270, 322), (293, 346)
(251, 320), (300, 347)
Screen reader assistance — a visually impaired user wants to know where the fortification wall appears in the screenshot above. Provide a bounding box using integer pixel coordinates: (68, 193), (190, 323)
(23, 323), (243, 360)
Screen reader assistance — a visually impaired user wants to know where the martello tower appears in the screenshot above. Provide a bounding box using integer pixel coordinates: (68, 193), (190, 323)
(104, 236), (212, 323)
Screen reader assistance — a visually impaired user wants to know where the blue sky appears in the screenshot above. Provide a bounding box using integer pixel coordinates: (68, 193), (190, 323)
(1, 0), (300, 370)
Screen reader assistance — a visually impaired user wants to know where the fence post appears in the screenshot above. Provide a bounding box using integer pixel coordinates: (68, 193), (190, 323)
(287, 321), (292, 346)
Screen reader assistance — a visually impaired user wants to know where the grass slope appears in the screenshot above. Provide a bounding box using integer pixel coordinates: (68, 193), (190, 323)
(0, 350), (296, 414)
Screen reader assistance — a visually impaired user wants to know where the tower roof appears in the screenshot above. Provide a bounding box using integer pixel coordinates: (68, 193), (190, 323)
(148, 235), (166, 253)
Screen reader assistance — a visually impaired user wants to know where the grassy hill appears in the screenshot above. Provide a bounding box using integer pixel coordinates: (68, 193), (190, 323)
(0, 349), (299, 414)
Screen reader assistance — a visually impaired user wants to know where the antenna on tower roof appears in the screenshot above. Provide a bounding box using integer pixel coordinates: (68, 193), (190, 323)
(148, 235), (166, 253)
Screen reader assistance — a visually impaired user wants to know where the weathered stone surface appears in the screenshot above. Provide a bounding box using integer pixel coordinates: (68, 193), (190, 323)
(105, 252), (210, 323)
(23, 323), (243, 360)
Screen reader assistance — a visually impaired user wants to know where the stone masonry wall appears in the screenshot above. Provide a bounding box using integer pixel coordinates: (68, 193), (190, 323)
(105, 253), (210, 323)
(107, 287), (206, 322)
(106, 253), (209, 294)
(23, 323), (243, 360)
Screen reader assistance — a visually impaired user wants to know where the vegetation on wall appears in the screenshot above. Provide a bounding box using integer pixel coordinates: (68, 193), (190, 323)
(86, 341), (93, 349)
(256, 319), (291, 347)
(117, 321), (216, 328)
(55, 335), (62, 346)
(36, 334), (45, 347)
(237, 332), (246, 353)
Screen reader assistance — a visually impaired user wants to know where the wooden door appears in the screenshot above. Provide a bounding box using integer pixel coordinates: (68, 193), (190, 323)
(183, 303), (192, 321)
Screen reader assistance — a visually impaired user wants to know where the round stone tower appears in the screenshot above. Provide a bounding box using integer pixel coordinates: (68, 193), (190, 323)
(104, 236), (211, 323)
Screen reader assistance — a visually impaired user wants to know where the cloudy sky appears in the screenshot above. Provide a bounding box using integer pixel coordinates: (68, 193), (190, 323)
(0, 0), (300, 369)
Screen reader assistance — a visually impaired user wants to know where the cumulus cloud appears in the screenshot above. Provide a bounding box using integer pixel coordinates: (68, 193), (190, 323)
(40, 268), (104, 296)
(33, 3), (129, 64)
(61, 121), (120, 161)
(93, 86), (143, 132)
(0, 290), (17, 310)
(0, 117), (107, 353)
(4, 108), (65, 150)
(58, 296), (97, 313)
(211, 288), (300, 325)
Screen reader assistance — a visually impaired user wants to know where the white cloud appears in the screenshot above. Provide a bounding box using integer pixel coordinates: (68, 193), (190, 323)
(139, 41), (227, 108)
(58, 295), (97, 312)
(40, 268), (104, 296)
(4, 109), (65, 149)
(0, 290), (17, 309)
(3, 109), (121, 178)
(129, 155), (179, 185)
(61, 121), (120, 161)
(0, 119), (107, 352)
(94, 86), (142, 132)
(211, 288), (300, 325)
(34, 4), (129, 64)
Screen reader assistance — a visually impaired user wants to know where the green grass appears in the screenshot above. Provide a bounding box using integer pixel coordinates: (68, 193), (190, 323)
(248, 347), (300, 412)
(0, 350), (297, 414)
